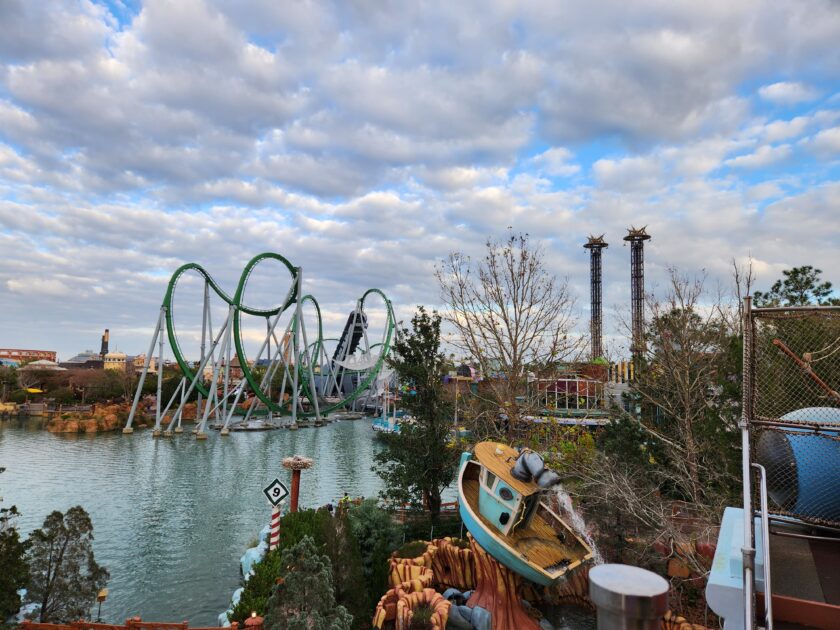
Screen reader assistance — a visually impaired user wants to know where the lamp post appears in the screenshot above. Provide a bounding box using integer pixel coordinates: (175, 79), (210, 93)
(96, 588), (108, 622)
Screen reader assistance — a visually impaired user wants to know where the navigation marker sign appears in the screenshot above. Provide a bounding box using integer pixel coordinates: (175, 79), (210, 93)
(264, 478), (289, 506)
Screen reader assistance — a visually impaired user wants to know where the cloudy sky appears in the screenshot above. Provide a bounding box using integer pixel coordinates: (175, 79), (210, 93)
(1, 0), (840, 360)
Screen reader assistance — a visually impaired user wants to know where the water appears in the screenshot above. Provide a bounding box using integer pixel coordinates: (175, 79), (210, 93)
(0, 417), (387, 625)
(551, 485), (603, 565)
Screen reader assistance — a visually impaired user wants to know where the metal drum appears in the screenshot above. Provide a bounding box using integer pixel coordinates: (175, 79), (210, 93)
(755, 407), (840, 524)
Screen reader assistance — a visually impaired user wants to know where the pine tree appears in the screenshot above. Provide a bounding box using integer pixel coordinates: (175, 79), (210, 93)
(754, 265), (840, 306)
(263, 536), (352, 630)
(373, 307), (459, 516)
(25, 506), (109, 622)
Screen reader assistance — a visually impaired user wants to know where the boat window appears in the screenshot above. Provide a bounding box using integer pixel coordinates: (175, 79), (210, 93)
(499, 486), (514, 501)
(483, 470), (498, 491)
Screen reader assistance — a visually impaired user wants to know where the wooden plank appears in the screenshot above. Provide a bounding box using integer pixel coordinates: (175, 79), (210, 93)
(473, 442), (539, 496)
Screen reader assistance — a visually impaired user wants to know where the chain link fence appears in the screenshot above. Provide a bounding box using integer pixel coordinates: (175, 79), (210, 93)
(747, 306), (840, 528)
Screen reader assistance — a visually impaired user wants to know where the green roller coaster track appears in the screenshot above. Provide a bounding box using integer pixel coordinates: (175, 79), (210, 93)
(161, 253), (394, 417)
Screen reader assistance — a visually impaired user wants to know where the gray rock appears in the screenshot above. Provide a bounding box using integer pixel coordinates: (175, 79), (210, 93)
(469, 605), (492, 630)
(446, 605), (473, 630)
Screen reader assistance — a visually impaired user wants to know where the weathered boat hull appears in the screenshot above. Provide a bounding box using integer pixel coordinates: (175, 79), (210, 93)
(457, 451), (591, 587)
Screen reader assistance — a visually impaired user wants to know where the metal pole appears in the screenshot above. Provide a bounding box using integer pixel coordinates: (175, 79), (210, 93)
(752, 463), (774, 630)
(290, 270), (302, 427)
(167, 310), (231, 434)
(741, 296), (755, 630)
(299, 313), (321, 422)
(154, 307), (165, 434)
(124, 308), (163, 432)
(222, 304), (234, 420)
(196, 280), (209, 428)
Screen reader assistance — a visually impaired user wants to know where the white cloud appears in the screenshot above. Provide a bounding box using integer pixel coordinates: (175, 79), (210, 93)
(1, 0), (840, 357)
(808, 126), (840, 156)
(758, 81), (821, 105)
(528, 148), (580, 177)
(725, 144), (792, 168)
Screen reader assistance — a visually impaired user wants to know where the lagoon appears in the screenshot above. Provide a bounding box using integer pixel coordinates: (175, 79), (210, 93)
(0, 417), (386, 625)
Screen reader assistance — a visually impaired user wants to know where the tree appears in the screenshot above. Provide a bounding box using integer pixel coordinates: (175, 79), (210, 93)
(347, 499), (401, 606)
(25, 506), (109, 622)
(754, 265), (840, 306)
(436, 232), (580, 436)
(1, 468), (29, 620)
(374, 307), (459, 517)
(263, 536), (352, 630)
(572, 270), (742, 578)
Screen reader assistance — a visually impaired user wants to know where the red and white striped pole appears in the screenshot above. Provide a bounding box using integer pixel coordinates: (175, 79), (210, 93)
(268, 504), (282, 551)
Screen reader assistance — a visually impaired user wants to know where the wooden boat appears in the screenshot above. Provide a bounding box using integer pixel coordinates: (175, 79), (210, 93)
(458, 441), (593, 586)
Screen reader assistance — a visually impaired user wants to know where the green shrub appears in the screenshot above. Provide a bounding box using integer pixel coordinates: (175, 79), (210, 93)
(409, 605), (434, 630)
(347, 499), (401, 607)
(231, 508), (370, 629)
(395, 541), (428, 559)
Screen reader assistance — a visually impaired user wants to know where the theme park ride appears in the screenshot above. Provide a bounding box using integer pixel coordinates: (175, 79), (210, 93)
(123, 253), (395, 437)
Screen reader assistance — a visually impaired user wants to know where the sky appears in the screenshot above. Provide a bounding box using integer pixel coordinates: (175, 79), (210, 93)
(1, 0), (840, 361)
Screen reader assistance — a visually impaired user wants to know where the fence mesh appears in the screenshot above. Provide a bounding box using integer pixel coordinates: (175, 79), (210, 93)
(748, 307), (840, 528)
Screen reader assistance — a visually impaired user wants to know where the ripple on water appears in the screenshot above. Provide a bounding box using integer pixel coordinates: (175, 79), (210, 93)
(0, 418), (388, 625)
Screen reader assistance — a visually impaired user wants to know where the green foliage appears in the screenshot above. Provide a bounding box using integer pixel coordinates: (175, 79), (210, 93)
(374, 307), (459, 516)
(25, 506), (109, 623)
(529, 424), (597, 474)
(395, 541), (428, 559)
(231, 549), (283, 624)
(318, 512), (369, 629)
(263, 536), (352, 630)
(754, 265), (840, 306)
(408, 605), (434, 630)
(346, 499), (401, 611)
(232, 508), (371, 629)
(0, 468), (30, 620)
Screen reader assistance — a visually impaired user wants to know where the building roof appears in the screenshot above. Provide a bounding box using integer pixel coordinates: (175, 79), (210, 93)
(64, 350), (101, 363)
(20, 359), (66, 371)
(105, 351), (127, 360)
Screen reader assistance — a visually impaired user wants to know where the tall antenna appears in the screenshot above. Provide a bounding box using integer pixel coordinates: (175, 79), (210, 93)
(584, 235), (608, 360)
(624, 226), (651, 358)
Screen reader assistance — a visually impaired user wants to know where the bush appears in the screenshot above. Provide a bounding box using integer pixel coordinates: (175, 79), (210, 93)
(231, 508), (370, 629)
(347, 499), (401, 609)
(395, 541), (428, 559)
(409, 605), (434, 630)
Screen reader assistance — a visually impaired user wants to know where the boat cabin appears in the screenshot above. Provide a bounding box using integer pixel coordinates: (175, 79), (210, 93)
(475, 442), (543, 537)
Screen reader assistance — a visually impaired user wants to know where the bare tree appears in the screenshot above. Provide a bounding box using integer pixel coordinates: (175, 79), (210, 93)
(571, 269), (742, 594)
(436, 233), (581, 436)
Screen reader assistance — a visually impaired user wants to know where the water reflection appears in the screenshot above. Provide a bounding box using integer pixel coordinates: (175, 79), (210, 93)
(0, 418), (386, 625)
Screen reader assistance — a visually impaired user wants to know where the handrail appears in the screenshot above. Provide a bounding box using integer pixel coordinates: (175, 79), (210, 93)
(752, 463), (774, 630)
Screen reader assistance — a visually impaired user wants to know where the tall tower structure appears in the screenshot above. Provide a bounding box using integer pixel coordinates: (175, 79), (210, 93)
(583, 235), (608, 360)
(100, 328), (110, 358)
(624, 226), (651, 358)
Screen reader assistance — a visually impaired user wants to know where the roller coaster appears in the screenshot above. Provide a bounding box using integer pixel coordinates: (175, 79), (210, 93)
(123, 253), (395, 437)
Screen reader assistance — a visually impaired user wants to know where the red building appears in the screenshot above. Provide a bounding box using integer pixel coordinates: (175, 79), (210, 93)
(0, 348), (57, 364)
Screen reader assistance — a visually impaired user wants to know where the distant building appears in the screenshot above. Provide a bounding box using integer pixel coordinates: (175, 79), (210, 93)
(0, 349), (57, 364)
(60, 350), (104, 370)
(104, 351), (128, 371)
(19, 359), (66, 372)
(131, 353), (157, 374)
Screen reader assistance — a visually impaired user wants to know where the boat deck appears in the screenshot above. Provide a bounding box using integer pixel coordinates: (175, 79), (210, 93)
(463, 474), (581, 571)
